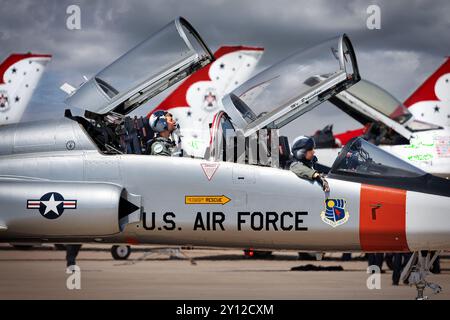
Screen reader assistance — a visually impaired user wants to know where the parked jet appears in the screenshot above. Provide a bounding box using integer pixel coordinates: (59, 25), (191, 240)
(0, 18), (448, 299)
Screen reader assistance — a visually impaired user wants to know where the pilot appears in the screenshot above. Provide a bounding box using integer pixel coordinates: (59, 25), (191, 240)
(148, 110), (178, 156)
(290, 136), (330, 192)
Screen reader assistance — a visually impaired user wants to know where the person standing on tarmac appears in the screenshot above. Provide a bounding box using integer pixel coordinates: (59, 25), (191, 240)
(290, 136), (330, 192)
(148, 110), (179, 156)
(65, 244), (82, 270)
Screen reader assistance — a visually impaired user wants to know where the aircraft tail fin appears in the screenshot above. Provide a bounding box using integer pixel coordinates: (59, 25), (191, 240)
(0, 53), (52, 124)
(403, 57), (450, 127)
(149, 45), (264, 115)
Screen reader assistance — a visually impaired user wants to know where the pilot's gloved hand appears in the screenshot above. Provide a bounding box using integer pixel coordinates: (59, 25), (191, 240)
(171, 149), (184, 157)
(321, 175), (330, 192)
(313, 172), (330, 192)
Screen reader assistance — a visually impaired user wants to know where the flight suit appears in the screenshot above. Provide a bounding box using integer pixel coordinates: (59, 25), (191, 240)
(289, 160), (317, 180)
(290, 157), (330, 192)
(150, 136), (176, 156)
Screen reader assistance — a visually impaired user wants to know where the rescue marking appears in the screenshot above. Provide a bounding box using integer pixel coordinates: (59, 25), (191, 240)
(185, 195), (230, 205)
(201, 162), (219, 181)
(320, 198), (349, 228)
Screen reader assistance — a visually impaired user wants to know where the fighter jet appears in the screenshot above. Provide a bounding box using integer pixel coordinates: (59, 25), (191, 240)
(0, 18), (448, 299)
(0, 53), (51, 124)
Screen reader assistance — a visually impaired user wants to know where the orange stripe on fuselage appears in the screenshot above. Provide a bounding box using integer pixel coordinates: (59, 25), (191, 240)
(359, 184), (409, 252)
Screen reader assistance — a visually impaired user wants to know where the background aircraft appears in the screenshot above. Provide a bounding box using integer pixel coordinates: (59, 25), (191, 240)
(404, 58), (450, 128)
(309, 75), (450, 178)
(0, 53), (51, 125)
(332, 57), (450, 143)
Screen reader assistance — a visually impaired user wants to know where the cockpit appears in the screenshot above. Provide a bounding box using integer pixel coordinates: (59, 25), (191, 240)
(328, 137), (450, 196)
(207, 34), (360, 165)
(330, 137), (426, 178)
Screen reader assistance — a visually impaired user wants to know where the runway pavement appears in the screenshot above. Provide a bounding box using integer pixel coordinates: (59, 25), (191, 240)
(0, 244), (449, 300)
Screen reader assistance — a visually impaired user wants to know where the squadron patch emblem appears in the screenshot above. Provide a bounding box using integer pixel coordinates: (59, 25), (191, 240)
(153, 143), (163, 154)
(320, 198), (349, 228)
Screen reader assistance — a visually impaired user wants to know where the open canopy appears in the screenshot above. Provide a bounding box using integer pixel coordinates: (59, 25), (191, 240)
(330, 79), (441, 137)
(345, 79), (412, 124)
(65, 17), (214, 116)
(222, 34), (360, 137)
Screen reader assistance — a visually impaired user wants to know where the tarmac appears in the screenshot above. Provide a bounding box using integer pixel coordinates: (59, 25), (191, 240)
(0, 244), (449, 300)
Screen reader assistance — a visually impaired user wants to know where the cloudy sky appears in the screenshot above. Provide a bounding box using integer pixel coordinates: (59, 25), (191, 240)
(1, 0), (449, 135)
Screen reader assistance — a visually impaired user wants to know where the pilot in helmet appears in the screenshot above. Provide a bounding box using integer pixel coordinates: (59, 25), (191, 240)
(290, 136), (330, 192)
(148, 111), (179, 156)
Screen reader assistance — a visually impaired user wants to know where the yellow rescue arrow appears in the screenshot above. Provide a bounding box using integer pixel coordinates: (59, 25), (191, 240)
(185, 195), (231, 205)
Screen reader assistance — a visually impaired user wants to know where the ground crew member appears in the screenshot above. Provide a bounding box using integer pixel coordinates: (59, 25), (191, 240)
(65, 244), (82, 269)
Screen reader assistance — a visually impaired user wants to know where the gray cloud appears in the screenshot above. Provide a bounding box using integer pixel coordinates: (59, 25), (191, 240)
(1, 0), (449, 135)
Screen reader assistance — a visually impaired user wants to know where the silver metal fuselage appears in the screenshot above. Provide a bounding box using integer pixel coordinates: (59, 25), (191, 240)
(0, 118), (449, 252)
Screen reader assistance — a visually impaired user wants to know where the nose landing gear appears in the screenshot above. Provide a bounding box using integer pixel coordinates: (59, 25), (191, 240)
(400, 251), (442, 300)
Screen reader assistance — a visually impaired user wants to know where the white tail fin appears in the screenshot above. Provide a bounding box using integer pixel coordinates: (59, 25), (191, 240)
(147, 45), (264, 157)
(0, 53), (51, 125)
(404, 57), (450, 127)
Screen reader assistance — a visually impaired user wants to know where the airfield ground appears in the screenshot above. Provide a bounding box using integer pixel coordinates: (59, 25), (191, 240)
(0, 244), (449, 300)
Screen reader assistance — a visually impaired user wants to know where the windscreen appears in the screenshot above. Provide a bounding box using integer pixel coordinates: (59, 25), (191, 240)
(331, 137), (426, 178)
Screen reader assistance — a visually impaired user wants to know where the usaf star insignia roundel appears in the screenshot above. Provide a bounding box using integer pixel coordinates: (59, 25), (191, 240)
(27, 192), (77, 220)
(320, 198), (349, 228)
